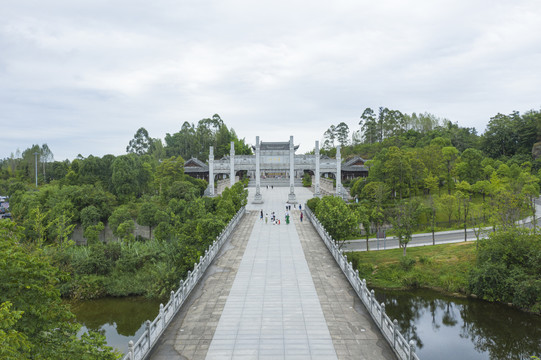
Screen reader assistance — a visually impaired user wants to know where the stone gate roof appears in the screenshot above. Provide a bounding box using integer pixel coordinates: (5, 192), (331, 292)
(252, 142), (300, 151)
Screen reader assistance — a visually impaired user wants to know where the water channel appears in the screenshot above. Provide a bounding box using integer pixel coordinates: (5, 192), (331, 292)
(375, 288), (541, 360)
(69, 297), (161, 354)
(69, 289), (541, 359)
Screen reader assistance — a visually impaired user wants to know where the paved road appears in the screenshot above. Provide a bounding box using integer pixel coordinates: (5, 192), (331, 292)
(343, 212), (541, 252)
(342, 228), (488, 252)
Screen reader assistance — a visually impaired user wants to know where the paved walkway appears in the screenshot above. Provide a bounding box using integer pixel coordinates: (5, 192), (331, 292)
(206, 201), (336, 359)
(149, 211), (257, 359)
(150, 187), (395, 360)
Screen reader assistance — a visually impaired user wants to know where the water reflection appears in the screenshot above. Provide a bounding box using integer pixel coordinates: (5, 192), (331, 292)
(376, 288), (541, 360)
(69, 297), (161, 354)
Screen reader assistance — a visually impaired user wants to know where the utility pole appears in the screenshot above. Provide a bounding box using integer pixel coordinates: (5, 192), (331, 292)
(33, 152), (39, 187)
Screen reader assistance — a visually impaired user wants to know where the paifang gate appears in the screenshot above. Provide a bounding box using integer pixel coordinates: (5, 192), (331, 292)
(183, 136), (369, 204)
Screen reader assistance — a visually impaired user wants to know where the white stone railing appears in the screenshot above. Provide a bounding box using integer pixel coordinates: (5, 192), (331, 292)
(305, 206), (420, 360)
(121, 207), (246, 360)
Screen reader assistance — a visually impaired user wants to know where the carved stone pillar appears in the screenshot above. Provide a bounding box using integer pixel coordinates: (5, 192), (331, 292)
(288, 135), (297, 203)
(336, 145), (342, 197)
(230, 141), (235, 187)
(253, 136), (263, 203)
(208, 146), (215, 196)
(315, 140), (321, 197)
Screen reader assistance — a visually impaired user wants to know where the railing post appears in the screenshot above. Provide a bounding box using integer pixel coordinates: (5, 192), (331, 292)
(380, 302), (385, 327)
(128, 340), (134, 360)
(409, 339), (416, 360)
(179, 279), (184, 300)
(393, 319), (398, 348)
(160, 303), (165, 332)
(146, 320), (151, 350)
(370, 289), (375, 312)
(170, 290), (175, 311)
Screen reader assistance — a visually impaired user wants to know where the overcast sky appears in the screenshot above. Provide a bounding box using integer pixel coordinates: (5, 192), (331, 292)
(1, 0), (540, 160)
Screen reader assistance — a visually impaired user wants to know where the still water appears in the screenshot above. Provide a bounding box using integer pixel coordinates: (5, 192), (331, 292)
(375, 288), (541, 360)
(69, 297), (161, 354)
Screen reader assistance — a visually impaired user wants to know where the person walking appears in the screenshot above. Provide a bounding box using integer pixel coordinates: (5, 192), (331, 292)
(265, 213), (268, 224)
(300, 211), (303, 222)
(260, 209), (263, 221)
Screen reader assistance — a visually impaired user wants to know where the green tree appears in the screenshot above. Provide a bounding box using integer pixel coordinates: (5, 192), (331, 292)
(83, 222), (105, 244)
(111, 155), (141, 200)
(323, 125), (337, 150)
(137, 201), (167, 239)
(456, 181), (472, 241)
(391, 199), (422, 256)
(314, 196), (360, 248)
(0, 301), (29, 358)
(438, 194), (456, 226)
(335, 122), (350, 146)
(155, 156), (185, 196)
(126, 127), (153, 155)
(108, 206), (133, 239)
(359, 107), (378, 144)
(456, 148), (484, 184)
(481, 112), (520, 158)
(442, 146), (458, 194)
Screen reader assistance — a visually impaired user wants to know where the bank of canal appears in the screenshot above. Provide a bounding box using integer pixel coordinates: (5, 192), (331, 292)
(69, 297), (161, 354)
(375, 288), (541, 359)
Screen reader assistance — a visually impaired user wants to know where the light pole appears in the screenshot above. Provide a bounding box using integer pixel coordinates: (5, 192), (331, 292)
(33, 152), (39, 187)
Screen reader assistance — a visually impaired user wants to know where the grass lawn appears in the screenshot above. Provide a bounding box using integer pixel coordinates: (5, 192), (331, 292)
(348, 242), (478, 294)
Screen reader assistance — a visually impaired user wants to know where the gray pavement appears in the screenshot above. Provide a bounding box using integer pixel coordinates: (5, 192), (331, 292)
(207, 196), (337, 359)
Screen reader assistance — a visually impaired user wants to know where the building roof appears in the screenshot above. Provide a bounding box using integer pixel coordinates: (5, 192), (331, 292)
(184, 158), (208, 172)
(343, 156), (367, 167)
(253, 142), (300, 151)
(342, 156), (368, 172)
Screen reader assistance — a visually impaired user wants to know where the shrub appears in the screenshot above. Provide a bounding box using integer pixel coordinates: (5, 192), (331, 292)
(400, 256), (416, 271)
(306, 197), (320, 211)
(418, 255), (433, 265)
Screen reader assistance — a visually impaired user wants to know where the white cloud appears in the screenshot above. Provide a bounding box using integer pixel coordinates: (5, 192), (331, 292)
(1, 0), (540, 159)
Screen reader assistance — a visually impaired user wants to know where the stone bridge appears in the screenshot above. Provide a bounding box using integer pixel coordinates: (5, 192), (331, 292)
(123, 187), (418, 360)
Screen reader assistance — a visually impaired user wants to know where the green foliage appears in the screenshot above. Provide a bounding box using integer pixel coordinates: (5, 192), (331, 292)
(469, 229), (541, 312)
(0, 301), (29, 358)
(313, 196), (360, 245)
(399, 256), (417, 271)
(0, 220), (120, 359)
(302, 173), (312, 187)
(306, 197), (321, 211)
(108, 205), (133, 239)
(163, 116), (251, 161)
(126, 127), (153, 155)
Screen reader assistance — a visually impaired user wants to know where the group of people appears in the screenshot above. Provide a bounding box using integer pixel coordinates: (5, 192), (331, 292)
(259, 205), (304, 225)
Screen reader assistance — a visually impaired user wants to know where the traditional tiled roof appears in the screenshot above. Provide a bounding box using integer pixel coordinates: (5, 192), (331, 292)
(253, 142), (300, 151)
(342, 156), (368, 172)
(184, 158), (208, 172)
(343, 156), (367, 167)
